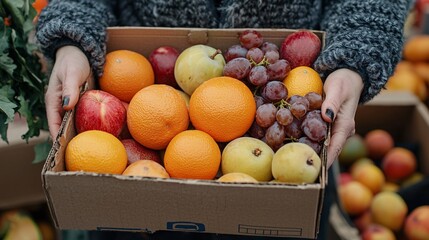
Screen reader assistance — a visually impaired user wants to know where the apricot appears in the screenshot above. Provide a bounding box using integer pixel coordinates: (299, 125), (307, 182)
(382, 147), (417, 181)
(404, 205), (429, 240)
(364, 129), (394, 160)
(351, 163), (385, 194)
(338, 181), (373, 216)
(370, 191), (408, 231)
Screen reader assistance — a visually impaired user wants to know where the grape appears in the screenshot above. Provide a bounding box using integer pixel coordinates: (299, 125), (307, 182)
(261, 81), (288, 102)
(248, 120), (266, 139)
(254, 95), (265, 108)
(239, 30), (264, 49)
(224, 44), (248, 62)
(290, 102), (308, 119)
(223, 57), (252, 80)
(264, 50), (280, 64)
(246, 47), (264, 64)
(305, 92), (323, 111)
(260, 42), (279, 53)
(248, 65), (269, 86)
(301, 110), (328, 142)
(255, 103), (277, 128)
(276, 107), (294, 126)
(288, 95), (310, 109)
(265, 121), (285, 151)
(284, 118), (303, 139)
(267, 59), (291, 81)
(298, 136), (322, 154)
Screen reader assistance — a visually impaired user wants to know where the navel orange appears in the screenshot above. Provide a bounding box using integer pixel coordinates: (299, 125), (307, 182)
(99, 50), (154, 102)
(122, 160), (170, 178)
(127, 84), (189, 150)
(283, 66), (323, 97)
(164, 130), (221, 180)
(65, 130), (127, 174)
(189, 76), (256, 142)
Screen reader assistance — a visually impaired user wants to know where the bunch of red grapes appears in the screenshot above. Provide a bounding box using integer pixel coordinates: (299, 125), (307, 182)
(223, 30), (328, 154)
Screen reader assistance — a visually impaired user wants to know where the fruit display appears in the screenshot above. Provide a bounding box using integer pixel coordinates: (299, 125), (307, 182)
(337, 128), (429, 239)
(384, 34), (429, 102)
(66, 28), (329, 185)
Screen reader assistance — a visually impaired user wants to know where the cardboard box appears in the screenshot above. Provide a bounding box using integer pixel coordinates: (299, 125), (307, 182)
(329, 92), (429, 240)
(0, 116), (50, 209)
(42, 27), (327, 239)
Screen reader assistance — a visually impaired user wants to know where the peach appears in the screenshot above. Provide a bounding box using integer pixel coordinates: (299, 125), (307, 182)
(361, 224), (396, 240)
(351, 163), (385, 194)
(371, 191), (408, 231)
(382, 147), (417, 181)
(338, 181), (373, 216)
(349, 157), (374, 174)
(364, 129), (394, 160)
(404, 205), (429, 240)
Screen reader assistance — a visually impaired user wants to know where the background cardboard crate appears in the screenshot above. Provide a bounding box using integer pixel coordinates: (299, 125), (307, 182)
(0, 116), (49, 209)
(42, 27), (328, 239)
(329, 92), (429, 240)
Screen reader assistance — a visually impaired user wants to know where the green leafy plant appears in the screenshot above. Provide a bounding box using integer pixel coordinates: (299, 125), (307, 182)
(0, 0), (50, 162)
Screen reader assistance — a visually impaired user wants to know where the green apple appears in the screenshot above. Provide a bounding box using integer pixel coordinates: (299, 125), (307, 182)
(221, 137), (274, 182)
(272, 142), (321, 184)
(174, 44), (225, 95)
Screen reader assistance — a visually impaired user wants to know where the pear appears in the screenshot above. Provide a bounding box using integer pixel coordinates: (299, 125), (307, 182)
(272, 142), (321, 184)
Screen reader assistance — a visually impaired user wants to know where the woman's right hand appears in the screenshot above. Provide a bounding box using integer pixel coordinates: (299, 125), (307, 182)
(45, 45), (91, 140)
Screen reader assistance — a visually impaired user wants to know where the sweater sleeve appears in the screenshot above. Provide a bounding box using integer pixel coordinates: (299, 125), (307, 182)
(35, 0), (117, 78)
(313, 0), (414, 103)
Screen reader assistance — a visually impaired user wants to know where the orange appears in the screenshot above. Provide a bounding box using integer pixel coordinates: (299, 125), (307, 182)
(189, 76), (256, 142)
(99, 50), (154, 102)
(283, 66), (323, 97)
(164, 130), (221, 180)
(122, 160), (170, 178)
(127, 84), (189, 150)
(65, 130), (127, 174)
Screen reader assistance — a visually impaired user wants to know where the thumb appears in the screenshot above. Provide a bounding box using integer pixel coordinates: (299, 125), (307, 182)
(320, 79), (344, 124)
(61, 72), (88, 110)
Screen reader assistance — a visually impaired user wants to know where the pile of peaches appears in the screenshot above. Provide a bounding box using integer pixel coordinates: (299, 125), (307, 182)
(337, 129), (428, 240)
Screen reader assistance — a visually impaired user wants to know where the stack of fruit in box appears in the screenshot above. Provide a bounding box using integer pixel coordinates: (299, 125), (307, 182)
(337, 129), (429, 240)
(384, 34), (429, 102)
(64, 29), (328, 185)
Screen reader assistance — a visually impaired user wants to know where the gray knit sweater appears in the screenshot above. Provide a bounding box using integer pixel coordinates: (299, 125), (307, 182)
(36, 0), (413, 103)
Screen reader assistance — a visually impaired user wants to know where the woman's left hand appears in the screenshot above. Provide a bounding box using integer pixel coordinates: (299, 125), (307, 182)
(320, 68), (364, 168)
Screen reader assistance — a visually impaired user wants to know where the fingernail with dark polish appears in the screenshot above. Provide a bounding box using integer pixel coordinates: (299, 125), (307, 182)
(62, 96), (70, 107)
(326, 108), (335, 121)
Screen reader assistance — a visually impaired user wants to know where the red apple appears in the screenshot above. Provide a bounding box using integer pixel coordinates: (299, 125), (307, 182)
(149, 46), (180, 88)
(280, 30), (321, 69)
(121, 138), (161, 165)
(382, 147), (417, 181)
(75, 89), (126, 137)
